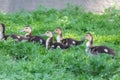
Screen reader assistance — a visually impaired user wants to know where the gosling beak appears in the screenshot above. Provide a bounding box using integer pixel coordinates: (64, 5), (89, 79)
(20, 30), (25, 33)
(40, 34), (46, 36)
(82, 37), (85, 40)
(52, 32), (55, 34)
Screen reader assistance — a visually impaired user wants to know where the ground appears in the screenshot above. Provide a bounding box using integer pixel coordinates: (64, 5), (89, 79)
(0, 0), (120, 13)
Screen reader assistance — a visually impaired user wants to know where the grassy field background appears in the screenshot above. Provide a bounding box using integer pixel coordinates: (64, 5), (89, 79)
(0, 6), (120, 80)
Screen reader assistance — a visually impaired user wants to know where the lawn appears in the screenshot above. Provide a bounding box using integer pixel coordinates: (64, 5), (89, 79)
(0, 6), (120, 80)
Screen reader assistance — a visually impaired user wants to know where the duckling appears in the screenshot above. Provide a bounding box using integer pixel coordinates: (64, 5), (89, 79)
(0, 23), (9, 40)
(10, 34), (29, 42)
(44, 31), (70, 49)
(20, 26), (32, 38)
(85, 33), (115, 56)
(0, 23), (29, 41)
(21, 26), (46, 46)
(54, 27), (85, 46)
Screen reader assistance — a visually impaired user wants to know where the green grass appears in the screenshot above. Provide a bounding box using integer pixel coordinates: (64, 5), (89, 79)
(0, 6), (120, 80)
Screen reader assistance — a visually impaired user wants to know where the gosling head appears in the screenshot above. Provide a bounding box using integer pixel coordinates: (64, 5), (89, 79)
(0, 24), (5, 33)
(54, 27), (62, 35)
(44, 31), (53, 38)
(21, 26), (32, 33)
(85, 33), (93, 41)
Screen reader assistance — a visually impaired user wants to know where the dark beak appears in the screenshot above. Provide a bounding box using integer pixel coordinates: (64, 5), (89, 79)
(52, 32), (55, 34)
(40, 34), (46, 36)
(20, 30), (25, 33)
(81, 37), (86, 41)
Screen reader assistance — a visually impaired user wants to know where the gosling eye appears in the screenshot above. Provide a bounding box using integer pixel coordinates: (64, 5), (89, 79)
(46, 31), (49, 34)
(25, 27), (28, 29)
(55, 29), (57, 32)
(86, 35), (89, 37)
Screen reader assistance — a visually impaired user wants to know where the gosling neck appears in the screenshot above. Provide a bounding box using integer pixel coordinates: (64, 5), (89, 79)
(86, 37), (94, 48)
(25, 32), (32, 37)
(0, 24), (5, 40)
(46, 36), (53, 49)
(0, 31), (3, 40)
(57, 33), (63, 43)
